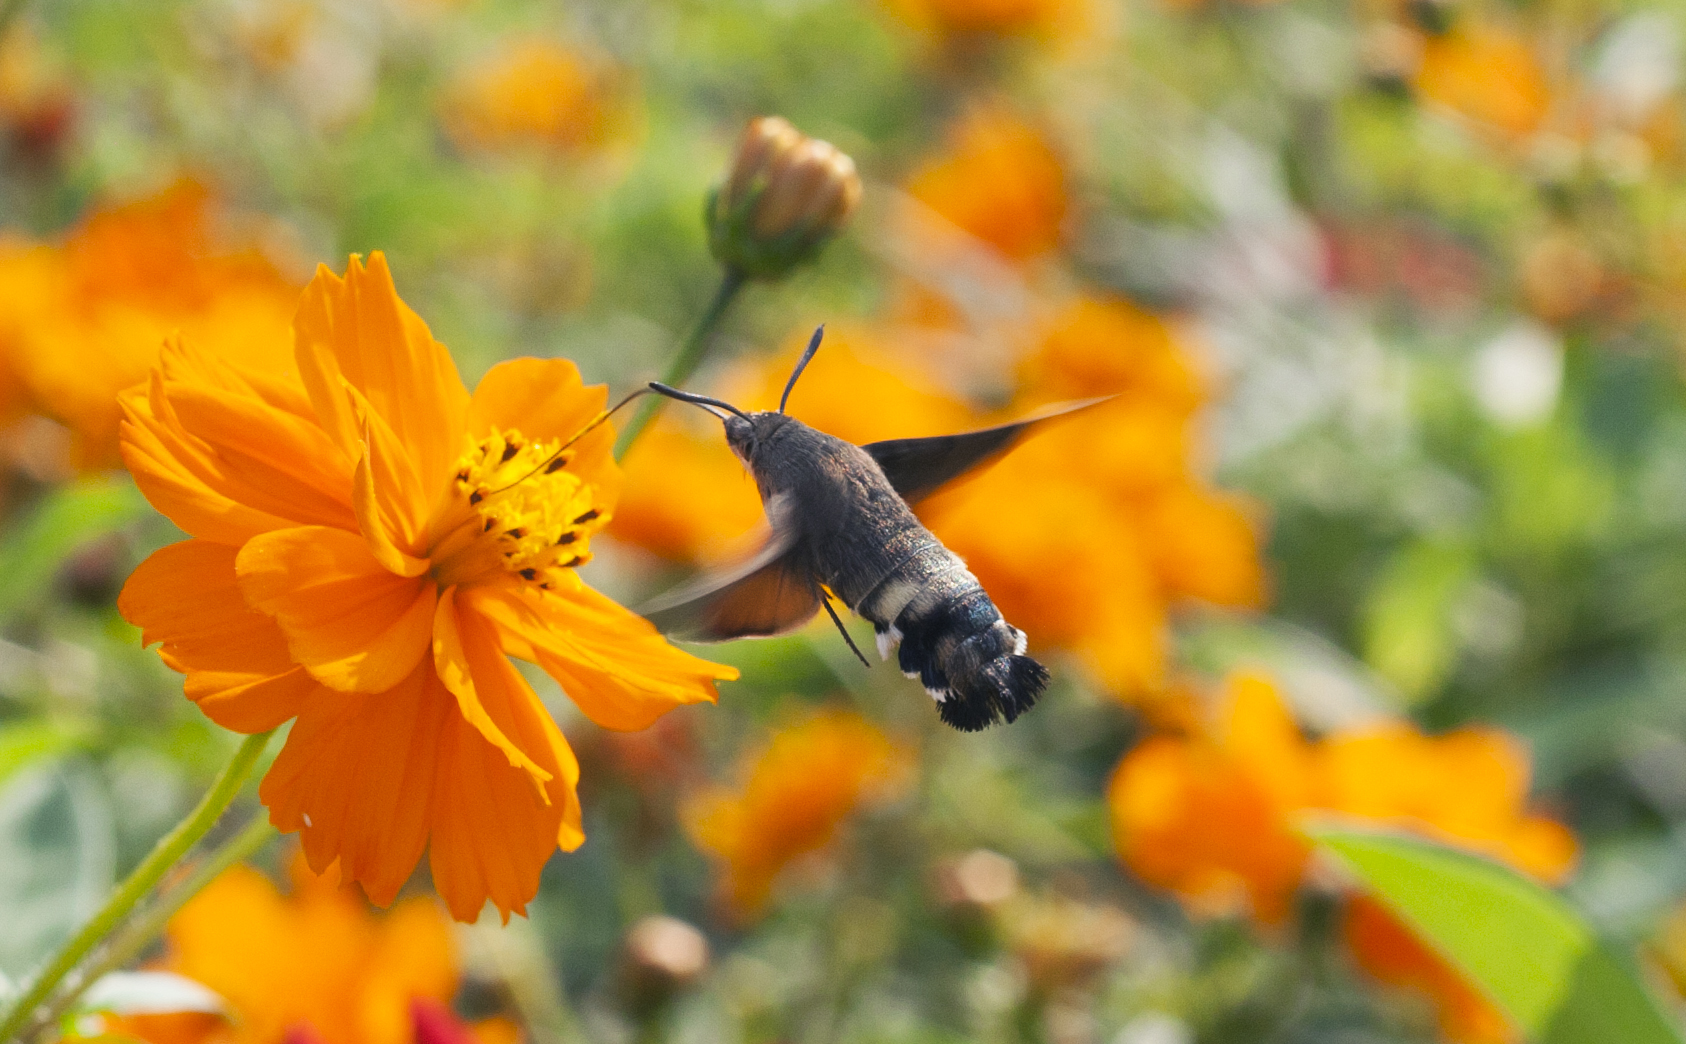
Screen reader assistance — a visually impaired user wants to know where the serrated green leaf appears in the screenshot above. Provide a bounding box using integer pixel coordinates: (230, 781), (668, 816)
(1313, 826), (1683, 1044)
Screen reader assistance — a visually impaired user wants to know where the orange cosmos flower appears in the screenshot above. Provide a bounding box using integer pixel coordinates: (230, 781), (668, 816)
(905, 108), (1067, 263)
(440, 38), (617, 156)
(0, 181), (299, 469)
(1107, 672), (1575, 1042)
(118, 253), (736, 921)
(684, 709), (910, 920)
(1414, 26), (1552, 139)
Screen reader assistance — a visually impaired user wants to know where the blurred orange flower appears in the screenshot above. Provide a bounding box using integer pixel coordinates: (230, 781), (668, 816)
(906, 108), (1066, 263)
(440, 38), (615, 155)
(1414, 26), (1552, 139)
(923, 297), (1263, 692)
(118, 253), (735, 921)
(0, 182), (298, 469)
(882, 0), (1089, 40)
(1108, 672), (1575, 1042)
(120, 856), (455, 1044)
(684, 709), (910, 920)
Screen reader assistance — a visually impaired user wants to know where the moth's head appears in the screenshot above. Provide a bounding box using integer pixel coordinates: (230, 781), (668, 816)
(648, 323), (829, 468)
(724, 410), (797, 465)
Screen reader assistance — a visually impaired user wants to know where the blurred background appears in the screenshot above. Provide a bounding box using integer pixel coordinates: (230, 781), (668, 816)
(1, 0), (1685, 1041)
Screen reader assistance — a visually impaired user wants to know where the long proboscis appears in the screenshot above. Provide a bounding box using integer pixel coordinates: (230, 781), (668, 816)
(488, 387), (653, 494)
(647, 382), (752, 422)
(779, 324), (825, 414)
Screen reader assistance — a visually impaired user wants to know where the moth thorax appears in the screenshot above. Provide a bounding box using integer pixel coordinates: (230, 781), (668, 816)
(451, 427), (606, 589)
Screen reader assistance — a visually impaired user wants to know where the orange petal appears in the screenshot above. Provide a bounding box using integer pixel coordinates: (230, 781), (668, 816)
(427, 687), (582, 922)
(351, 388), (431, 575)
(431, 586), (553, 791)
(260, 661), (447, 906)
(120, 341), (357, 546)
(432, 591), (583, 920)
(118, 539), (311, 732)
(238, 526), (438, 693)
(293, 254), (470, 513)
(466, 357), (620, 505)
(163, 382), (358, 528)
(467, 581), (733, 732)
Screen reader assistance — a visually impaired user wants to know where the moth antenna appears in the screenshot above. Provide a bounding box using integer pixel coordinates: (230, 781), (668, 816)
(779, 325), (825, 414)
(488, 387), (651, 494)
(821, 592), (871, 667)
(647, 382), (752, 421)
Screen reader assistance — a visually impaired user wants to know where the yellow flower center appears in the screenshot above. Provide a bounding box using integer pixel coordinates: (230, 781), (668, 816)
(428, 427), (608, 591)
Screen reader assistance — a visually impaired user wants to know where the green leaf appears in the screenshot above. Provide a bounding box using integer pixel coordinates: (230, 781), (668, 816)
(0, 720), (92, 789)
(1313, 826), (1684, 1044)
(0, 763), (116, 979)
(0, 477), (148, 619)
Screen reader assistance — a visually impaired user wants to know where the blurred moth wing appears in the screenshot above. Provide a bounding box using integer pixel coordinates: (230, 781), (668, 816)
(861, 396), (1112, 504)
(642, 494), (820, 640)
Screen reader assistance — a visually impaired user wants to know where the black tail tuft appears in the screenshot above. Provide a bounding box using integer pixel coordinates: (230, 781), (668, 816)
(937, 654), (1050, 732)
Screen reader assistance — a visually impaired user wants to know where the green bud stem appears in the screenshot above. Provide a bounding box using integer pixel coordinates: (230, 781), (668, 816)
(0, 729), (275, 1044)
(614, 266), (748, 460)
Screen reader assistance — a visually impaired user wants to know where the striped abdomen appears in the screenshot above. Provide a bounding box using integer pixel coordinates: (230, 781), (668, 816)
(852, 538), (1049, 731)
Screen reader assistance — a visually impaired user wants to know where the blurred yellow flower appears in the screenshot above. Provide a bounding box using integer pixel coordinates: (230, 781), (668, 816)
(0, 182), (299, 469)
(906, 108), (1067, 262)
(684, 709), (910, 920)
(440, 38), (615, 156)
(1414, 26), (1552, 139)
(118, 253), (735, 921)
(1108, 671), (1575, 1042)
(1000, 894), (1134, 992)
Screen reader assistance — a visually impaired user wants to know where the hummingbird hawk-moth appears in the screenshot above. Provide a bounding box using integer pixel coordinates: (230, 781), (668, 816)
(642, 328), (1100, 731)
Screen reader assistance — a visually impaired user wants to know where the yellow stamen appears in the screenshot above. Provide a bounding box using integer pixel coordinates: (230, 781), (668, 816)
(430, 428), (609, 590)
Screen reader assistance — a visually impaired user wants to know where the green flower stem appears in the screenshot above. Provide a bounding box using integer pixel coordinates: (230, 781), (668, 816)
(613, 266), (748, 461)
(21, 815), (279, 1041)
(0, 729), (274, 1044)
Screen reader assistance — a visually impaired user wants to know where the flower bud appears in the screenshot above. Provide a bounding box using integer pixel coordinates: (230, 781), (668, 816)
(708, 116), (862, 280)
(621, 914), (710, 1013)
(934, 849), (1020, 915)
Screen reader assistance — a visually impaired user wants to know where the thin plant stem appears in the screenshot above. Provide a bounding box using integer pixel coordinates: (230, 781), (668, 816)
(20, 816), (279, 1041)
(613, 266), (748, 460)
(0, 730), (274, 1044)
